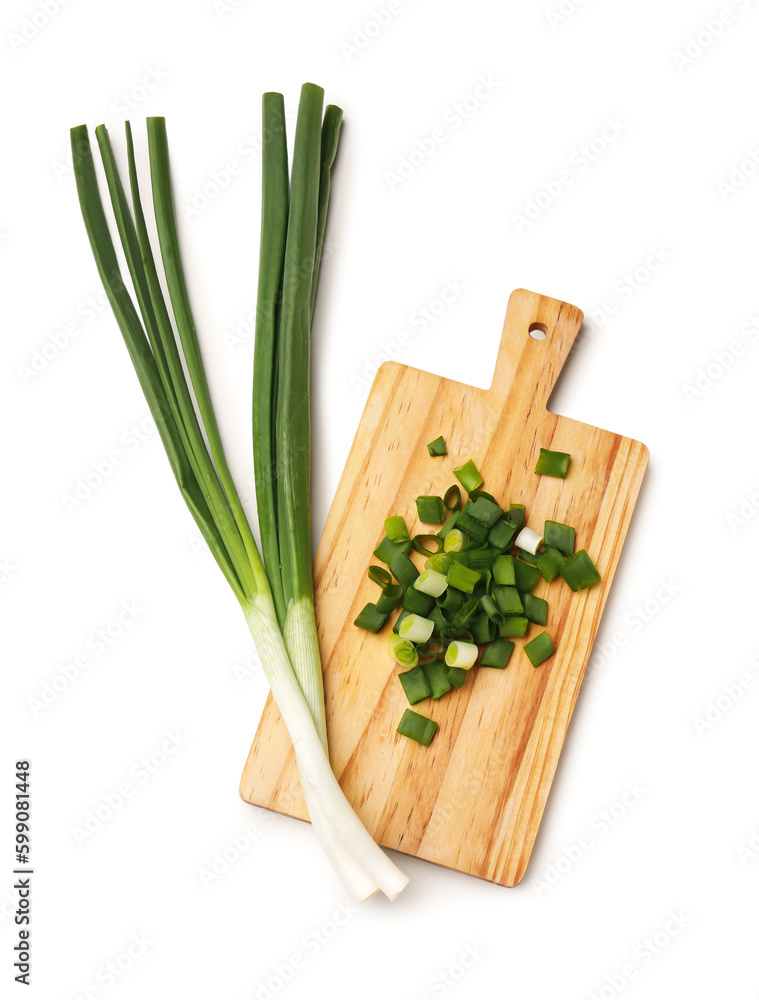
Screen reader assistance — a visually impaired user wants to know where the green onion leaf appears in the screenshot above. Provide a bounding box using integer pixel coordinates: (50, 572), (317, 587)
(427, 436), (447, 457)
(535, 448), (571, 479)
(397, 709), (438, 746)
(559, 550), (601, 591)
(524, 631), (555, 666)
(415, 495), (446, 524)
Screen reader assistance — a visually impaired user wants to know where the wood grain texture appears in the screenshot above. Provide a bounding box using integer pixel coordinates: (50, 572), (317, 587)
(240, 288), (649, 887)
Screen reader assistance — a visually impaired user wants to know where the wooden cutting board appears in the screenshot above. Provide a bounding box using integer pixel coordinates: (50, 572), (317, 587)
(240, 288), (648, 887)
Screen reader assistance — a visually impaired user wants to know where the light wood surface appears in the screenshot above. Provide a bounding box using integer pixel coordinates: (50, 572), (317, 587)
(239, 288), (649, 887)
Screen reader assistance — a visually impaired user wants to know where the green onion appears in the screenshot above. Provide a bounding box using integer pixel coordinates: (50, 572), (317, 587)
(375, 583), (403, 616)
(480, 639), (514, 668)
(544, 520), (575, 556)
(468, 496), (503, 526)
(480, 594), (503, 622)
(444, 640), (479, 670)
(453, 459), (484, 492)
(445, 562), (481, 594)
(493, 554), (516, 586)
(401, 586), (435, 616)
(437, 509), (461, 540)
(424, 553), (447, 574)
(522, 593), (548, 626)
(354, 603), (389, 633)
(416, 495), (446, 524)
(514, 560), (540, 593)
(427, 435), (447, 457)
(393, 609), (413, 634)
(443, 528), (468, 552)
(437, 587), (465, 613)
(456, 505), (490, 541)
(468, 488), (498, 504)
(398, 666), (432, 704)
(399, 614), (435, 643)
(429, 606), (450, 635)
(494, 585), (524, 616)
(373, 534), (412, 564)
(389, 551), (420, 588)
(524, 631), (555, 666)
(488, 518), (518, 551)
(506, 504), (525, 529)
(388, 634), (419, 667)
(414, 569), (448, 598)
(535, 448), (571, 478)
(73, 94), (409, 903)
(412, 534), (444, 555)
(559, 550), (601, 591)
(443, 484), (462, 510)
(423, 659), (455, 698)
(515, 526), (543, 555)
(368, 565), (392, 588)
(498, 616), (530, 638)
(385, 515), (411, 543)
(397, 709), (438, 746)
(443, 664), (468, 688)
(535, 546), (565, 582)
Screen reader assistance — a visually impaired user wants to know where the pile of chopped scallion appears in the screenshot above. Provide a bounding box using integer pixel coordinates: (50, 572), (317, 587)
(70, 84), (409, 903)
(354, 443), (601, 746)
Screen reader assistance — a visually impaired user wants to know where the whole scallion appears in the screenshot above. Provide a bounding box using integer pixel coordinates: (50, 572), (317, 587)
(70, 85), (408, 903)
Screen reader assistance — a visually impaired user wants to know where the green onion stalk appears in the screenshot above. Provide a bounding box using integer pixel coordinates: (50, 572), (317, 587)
(70, 84), (408, 902)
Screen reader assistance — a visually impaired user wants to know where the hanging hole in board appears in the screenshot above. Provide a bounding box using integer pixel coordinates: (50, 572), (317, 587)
(528, 322), (548, 341)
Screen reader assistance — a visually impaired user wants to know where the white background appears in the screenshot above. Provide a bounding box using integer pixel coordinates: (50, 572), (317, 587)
(3, 0), (759, 997)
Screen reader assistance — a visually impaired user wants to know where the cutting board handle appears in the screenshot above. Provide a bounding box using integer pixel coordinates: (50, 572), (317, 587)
(489, 289), (584, 414)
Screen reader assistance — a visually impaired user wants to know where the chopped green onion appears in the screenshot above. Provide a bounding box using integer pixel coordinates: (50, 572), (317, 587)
(535, 448), (571, 478)
(429, 606), (450, 635)
(398, 666), (431, 704)
(524, 631), (555, 666)
(456, 506), (490, 541)
(389, 551), (420, 588)
(515, 526), (543, 555)
(436, 509), (461, 539)
(453, 459), (484, 492)
(559, 550), (601, 591)
(470, 611), (495, 644)
(393, 609), (413, 634)
(396, 709), (438, 746)
(387, 634), (419, 667)
(368, 565), (392, 588)
(468, 496), (503, 526)
(480, 639), (514, 668)
(443, 485), (462, 510)
(354, 603), (389, 633)
(443, 528), (468, 552)
(479, 594), (503, 622)
(444, 640), (479, 669)
(443, 664), (468, 688)
(426, 435), (447, 457)
(514, 560), (540, 593)
(488, 518), (518, 551)
(445, 562), (481, 594)
(468, 488), (498, 504)
(416, 495), (446, 524)
(498, 616), (529, 638)
(424, 553), (447, 573)
(451, 597), (480, 628)
(373, 534), (412, 564)
(522, 592), (548, 626)
(414, 569), (448, 598)
(423, 659), (454, 698)
(516, 548), (540, 566)
(375, 583), (403, 616)
(402, 586), (434, 616)
(506, 504), (525, 529)
(412, 534), (444, 555)
(385, 515), (410, 543)
(535, 546), (565, 582)
(437, 587), (465, 613)
(447, 547), (494, 571)
(544, 519), (575, 556)
(493, 554), (516, 586)
(494, 585), (524, 616)
(399, 614), (435, 643)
